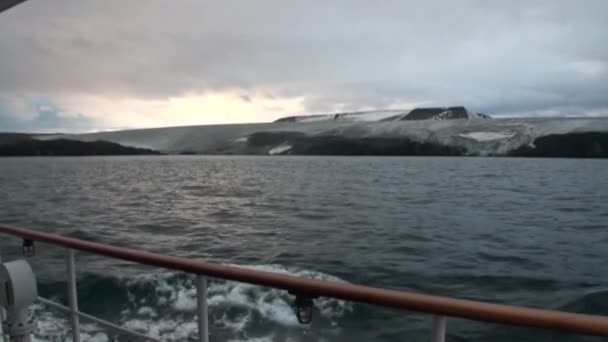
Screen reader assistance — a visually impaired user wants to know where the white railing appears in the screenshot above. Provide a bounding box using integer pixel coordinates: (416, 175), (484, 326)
(36, 297), (159, 341)
(1, 223), (608, 342)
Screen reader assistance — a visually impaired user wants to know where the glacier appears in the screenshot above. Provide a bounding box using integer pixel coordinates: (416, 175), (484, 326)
(40, 114), (608, 157)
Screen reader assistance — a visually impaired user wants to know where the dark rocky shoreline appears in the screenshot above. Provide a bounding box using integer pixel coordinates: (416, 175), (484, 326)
(0, 136), (161, 156)
(2, 131), (608, 158)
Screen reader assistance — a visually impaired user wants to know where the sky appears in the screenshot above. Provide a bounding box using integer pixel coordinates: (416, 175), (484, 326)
(0, 0), (607, 132)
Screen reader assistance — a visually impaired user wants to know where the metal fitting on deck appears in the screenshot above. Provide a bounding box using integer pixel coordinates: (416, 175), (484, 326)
(0, 259), (38, 342)
(289, 292), (319, 324)
(22, 240), (35, 257)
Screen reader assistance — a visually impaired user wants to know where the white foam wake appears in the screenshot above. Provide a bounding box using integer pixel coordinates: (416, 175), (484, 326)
(30, 264), (352, 341)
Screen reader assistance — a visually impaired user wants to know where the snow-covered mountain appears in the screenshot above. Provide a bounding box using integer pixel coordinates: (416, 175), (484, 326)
(40, 112), (608, 157)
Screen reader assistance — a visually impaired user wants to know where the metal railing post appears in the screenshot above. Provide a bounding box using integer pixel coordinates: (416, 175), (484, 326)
(0, 252), (5, 342)
(196, 276), (209, 342)
(0, 303), (4, 342)
(66, 249), (80, 342)
(0, 252), (3, 342)
(431, 316), (447, 342)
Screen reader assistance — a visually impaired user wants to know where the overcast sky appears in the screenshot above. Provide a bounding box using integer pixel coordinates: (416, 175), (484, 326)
(1, 0), (607, 132)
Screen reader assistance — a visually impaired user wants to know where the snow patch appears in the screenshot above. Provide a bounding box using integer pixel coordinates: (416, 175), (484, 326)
(334, 110), (405, 122)
(269, 143), (292, 155)
(279, 110), (404, 123)
(458, 131), (517, 141)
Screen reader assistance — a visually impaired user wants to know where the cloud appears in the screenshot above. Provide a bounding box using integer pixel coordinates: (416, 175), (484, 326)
(0, 95), (93, 132)
(1, 0), (607, 131)
(571, 60), (608, 77)
(54, 91), (306, 129)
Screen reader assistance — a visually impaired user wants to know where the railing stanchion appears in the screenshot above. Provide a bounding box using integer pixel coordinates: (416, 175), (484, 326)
(66, 249), (81, 342)
(431, 315), (447, 342)
(0, 253), (4, 342)
(0, 252), (4, 342)
(0, 306), (5, 342)
(196, 276), (209, 342)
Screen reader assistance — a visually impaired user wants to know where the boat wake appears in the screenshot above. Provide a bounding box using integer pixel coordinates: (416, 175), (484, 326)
(31, 265), (352, 341)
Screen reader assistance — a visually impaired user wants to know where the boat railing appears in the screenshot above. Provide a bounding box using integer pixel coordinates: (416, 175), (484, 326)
(1, 223), (608, 342)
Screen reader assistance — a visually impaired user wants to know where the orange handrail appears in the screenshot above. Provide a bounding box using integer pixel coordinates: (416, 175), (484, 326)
(1, 223), (607, 336)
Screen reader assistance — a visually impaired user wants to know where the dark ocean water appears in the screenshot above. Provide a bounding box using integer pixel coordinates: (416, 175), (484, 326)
(1, 156), (607, 342)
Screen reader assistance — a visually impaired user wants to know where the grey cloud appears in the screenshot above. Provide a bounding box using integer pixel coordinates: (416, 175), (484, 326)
(0, 98), (93, 132)
(0, 0), (607, 118)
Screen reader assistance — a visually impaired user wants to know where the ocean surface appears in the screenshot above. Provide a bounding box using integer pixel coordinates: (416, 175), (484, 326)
(0, 156), (607, 342)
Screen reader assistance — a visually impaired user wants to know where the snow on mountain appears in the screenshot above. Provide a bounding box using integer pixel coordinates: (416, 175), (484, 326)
(273, 110), (405, 123)
(39, 116), (608, 156)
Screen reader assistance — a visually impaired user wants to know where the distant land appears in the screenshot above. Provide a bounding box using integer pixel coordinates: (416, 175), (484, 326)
(0, 134), (161, 156)
(1, 107), (608, 158)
